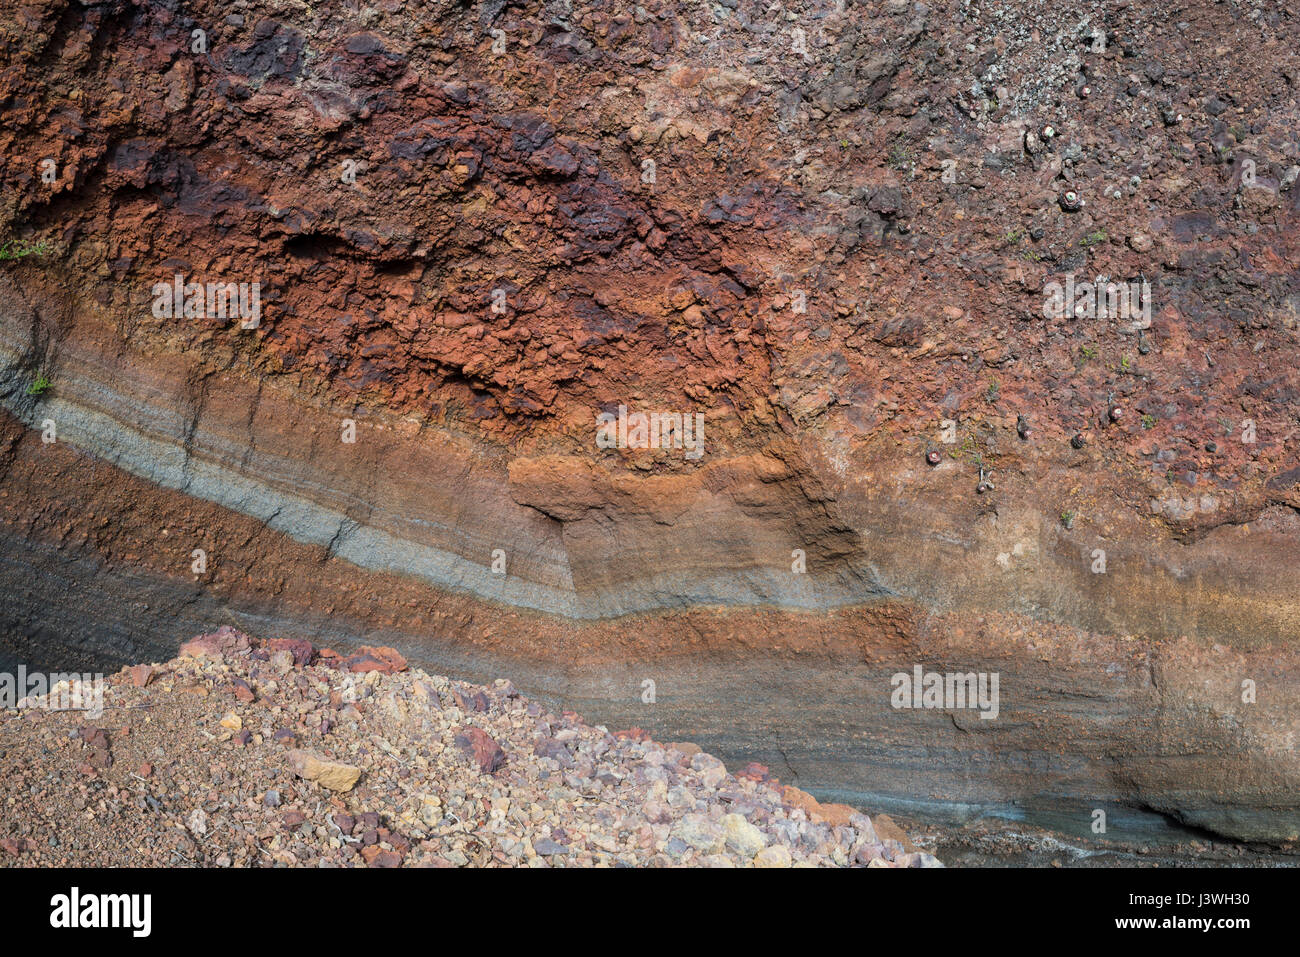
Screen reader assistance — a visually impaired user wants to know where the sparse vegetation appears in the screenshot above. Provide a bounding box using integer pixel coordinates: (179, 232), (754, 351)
(1142, 413), (1156, 430)
(1061, 510), (1075, 529)
(1079, 229), (1108, 247)
(949, 431), (980, 463)
(0, 239), (49, 261)
(887, 136), (914, 171)
(26, 372), (51, 396)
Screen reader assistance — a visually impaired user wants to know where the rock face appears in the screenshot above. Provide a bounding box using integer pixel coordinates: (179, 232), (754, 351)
(1, 0), (1299, 847)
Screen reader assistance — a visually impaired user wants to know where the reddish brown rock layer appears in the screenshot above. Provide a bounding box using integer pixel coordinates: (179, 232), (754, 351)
(2, 0), (1297, 505)
(1, 0), (1299, 844)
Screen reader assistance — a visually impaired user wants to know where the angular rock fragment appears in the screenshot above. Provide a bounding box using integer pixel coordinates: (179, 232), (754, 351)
(723, 813), (767, 859)
(265, 637), (316, 668)
(453, 727), (505, 773)
(342, 646), (408, 675)
(286, 749), (362, 792)
(179, 626), (252, 661)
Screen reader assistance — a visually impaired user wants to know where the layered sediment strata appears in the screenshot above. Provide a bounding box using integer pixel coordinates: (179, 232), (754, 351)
(1, 0), (1299, 846)
(1, 297), (1297, 843)
(0, 275), (885, 618)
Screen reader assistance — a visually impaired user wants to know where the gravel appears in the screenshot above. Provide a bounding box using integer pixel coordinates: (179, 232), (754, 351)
(0, 627), (940, 868)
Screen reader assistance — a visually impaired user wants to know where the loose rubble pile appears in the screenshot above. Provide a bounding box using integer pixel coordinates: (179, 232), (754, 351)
(0, 628), (939, 868)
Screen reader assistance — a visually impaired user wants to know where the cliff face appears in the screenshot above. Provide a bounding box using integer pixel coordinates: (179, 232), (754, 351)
(1, 0), (1299, 845)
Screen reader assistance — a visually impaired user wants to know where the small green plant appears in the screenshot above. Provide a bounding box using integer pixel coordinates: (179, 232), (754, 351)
(1079, 345), (1097, 361)
(1005, 228), (1024, 245)
(887, 136), (913, 171)
(1079, 229), (1108, 247)
(840, 138), (850, 149)
(985, 378), (1000, 404)
(26, 372), (50, 396)
(0, 239), (49, 261)
(949, 431), (979, 463)
(1061, 510), (1075, 529)
(1141, 413), (1156, 430)
(1119, 355), (1132, 372)
(1022, 249), (1042, 263)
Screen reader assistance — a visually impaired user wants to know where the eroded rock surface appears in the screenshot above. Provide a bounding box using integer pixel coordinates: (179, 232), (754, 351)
(1, 0), (1298, 846)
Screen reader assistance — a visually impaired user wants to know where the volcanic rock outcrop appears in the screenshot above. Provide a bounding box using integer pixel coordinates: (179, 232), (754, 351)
(1, 0), (1298, 847)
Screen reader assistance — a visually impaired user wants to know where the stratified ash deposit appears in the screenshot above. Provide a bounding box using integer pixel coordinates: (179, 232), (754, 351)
(1, 0), (1298, 858)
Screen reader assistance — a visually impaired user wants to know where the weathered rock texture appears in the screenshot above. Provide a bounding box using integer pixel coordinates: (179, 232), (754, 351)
(1, 0), (1298, 845)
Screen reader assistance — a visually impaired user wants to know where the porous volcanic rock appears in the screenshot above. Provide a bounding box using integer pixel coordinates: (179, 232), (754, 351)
(1, 0), (1298, 845)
